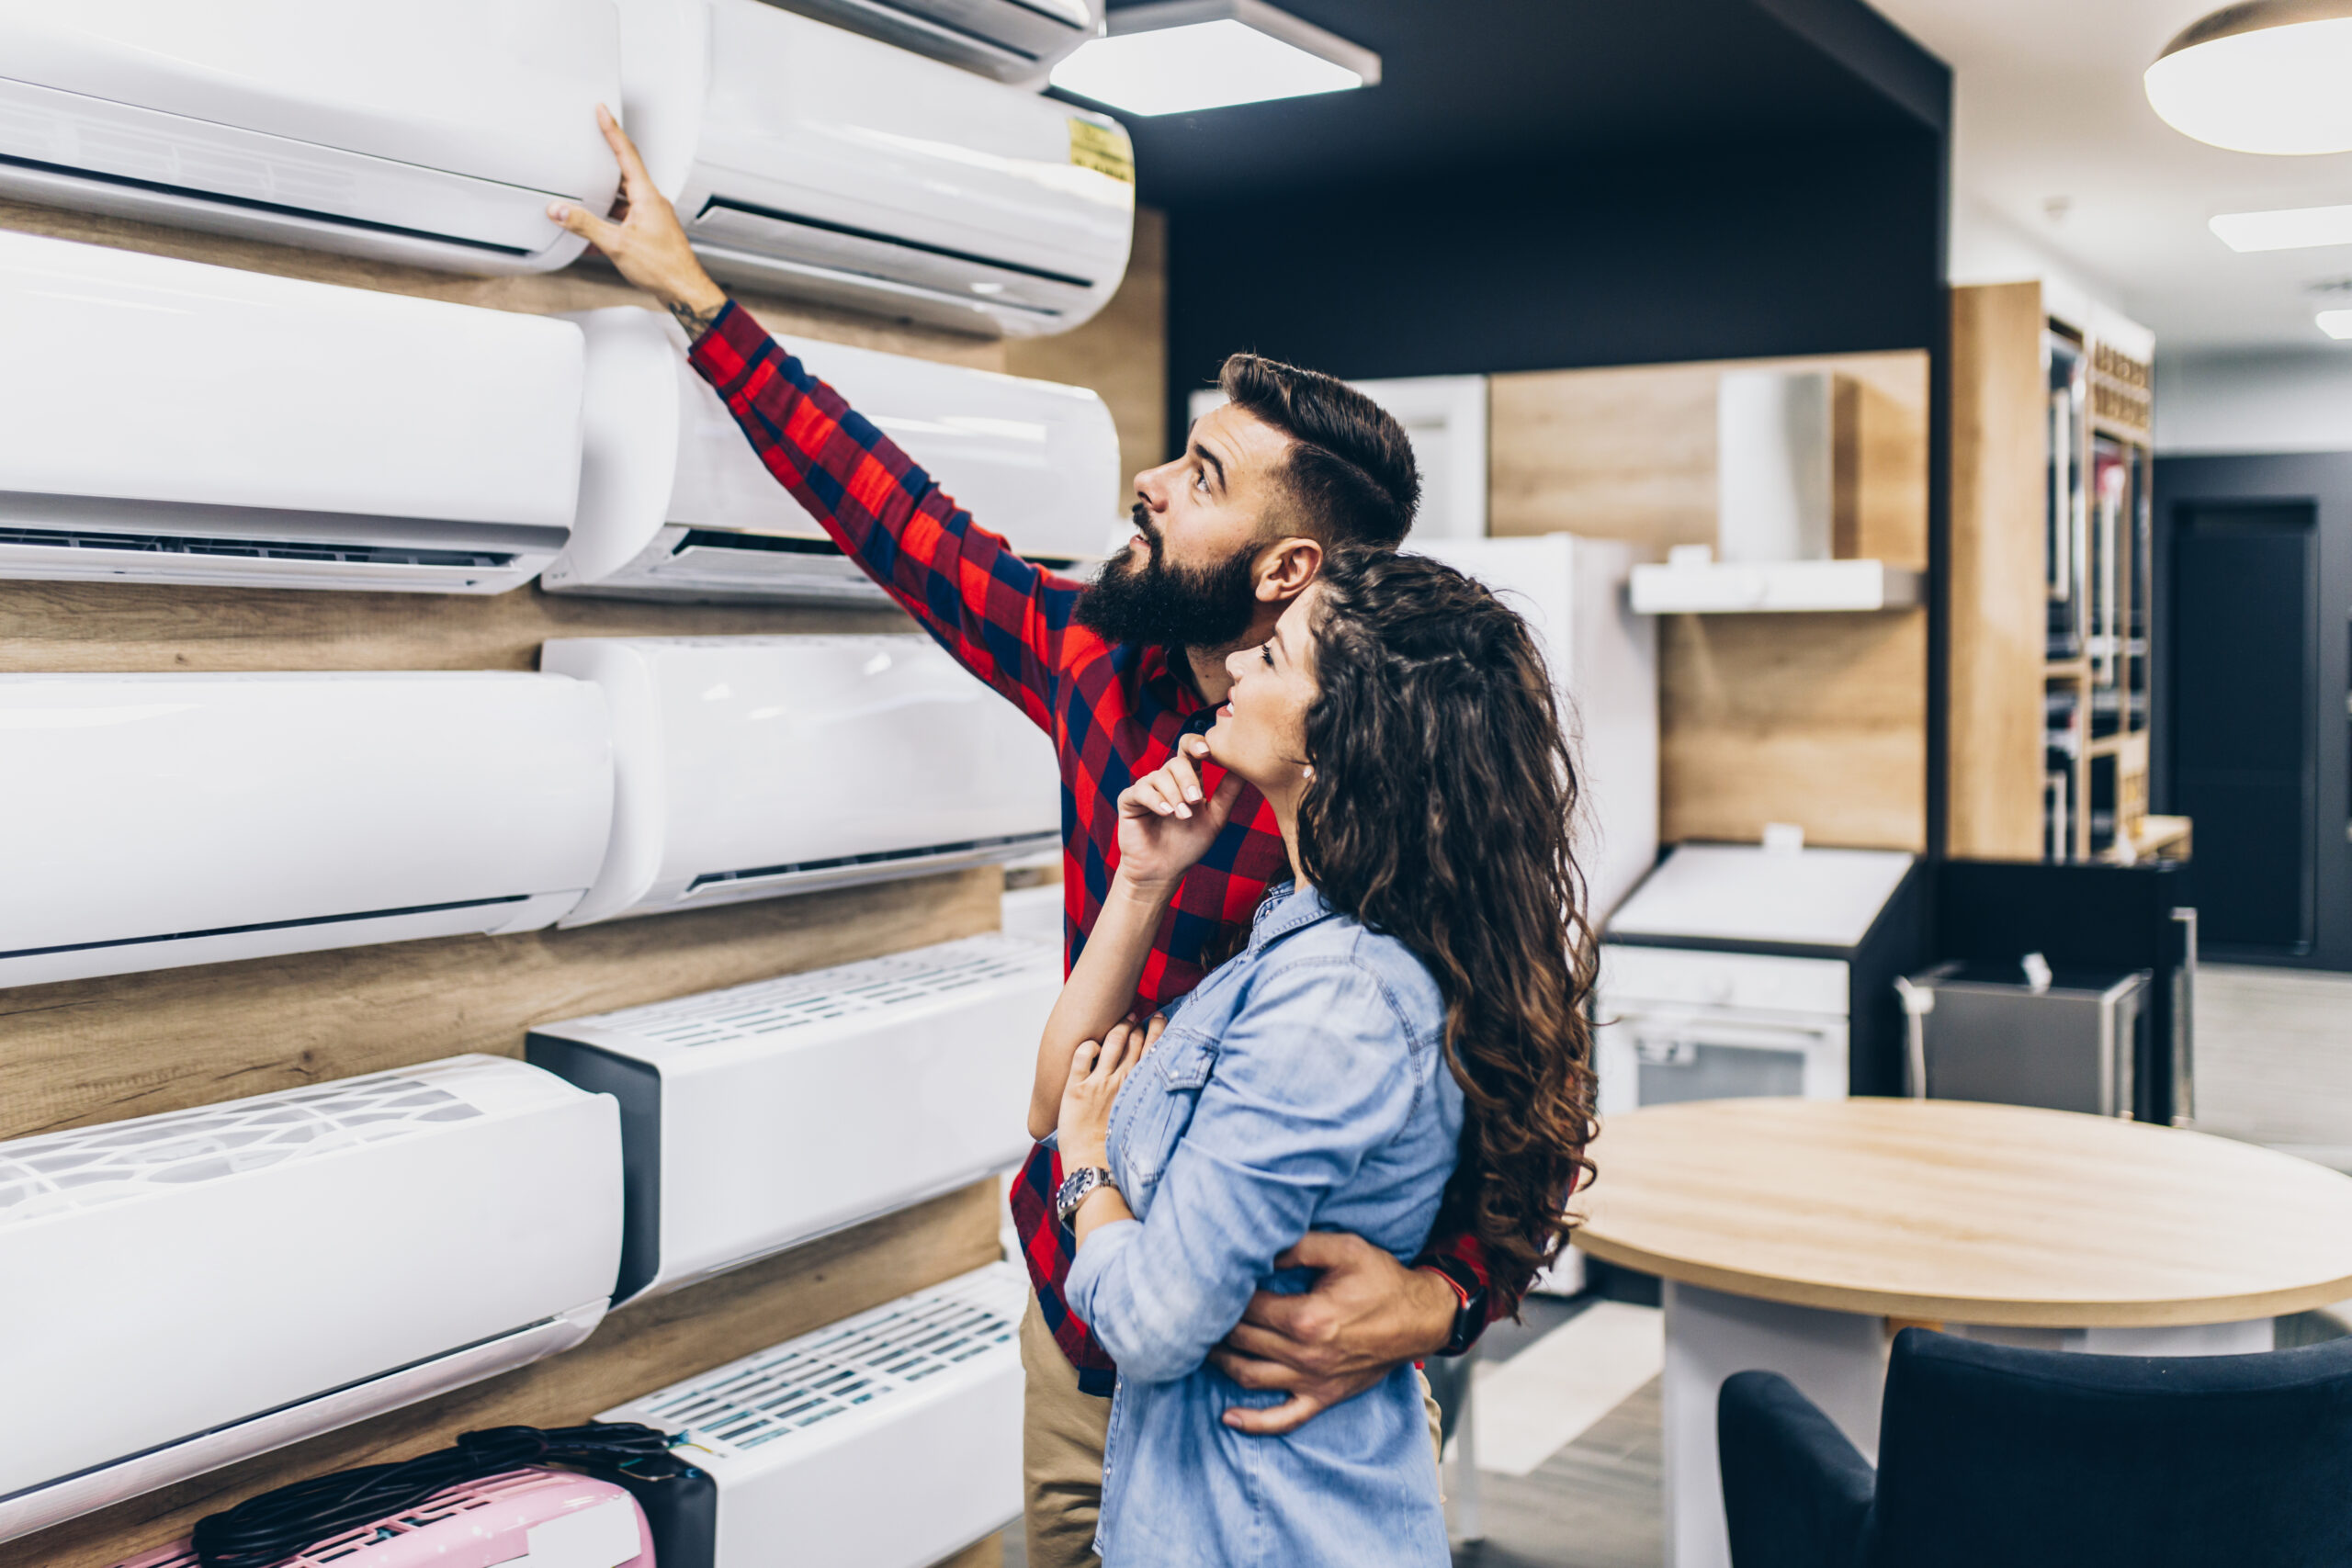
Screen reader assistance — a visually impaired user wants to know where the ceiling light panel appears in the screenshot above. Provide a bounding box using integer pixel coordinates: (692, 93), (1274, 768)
(2211, 203), (2352, 252)
(2146, 2), (2352, 155)
(1049, 0), (1379, 118)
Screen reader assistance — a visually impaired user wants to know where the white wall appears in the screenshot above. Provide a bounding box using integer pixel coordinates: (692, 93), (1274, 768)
(2154, 349), (2352, 456)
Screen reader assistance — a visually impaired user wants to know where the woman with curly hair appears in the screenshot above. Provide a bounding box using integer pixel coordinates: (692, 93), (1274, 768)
(1031, 546), (1600, 1566)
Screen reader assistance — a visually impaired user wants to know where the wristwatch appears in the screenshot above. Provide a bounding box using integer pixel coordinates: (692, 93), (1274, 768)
(1425, 1258), (1489, 1358)
(1055, 1166), (1119, 1228)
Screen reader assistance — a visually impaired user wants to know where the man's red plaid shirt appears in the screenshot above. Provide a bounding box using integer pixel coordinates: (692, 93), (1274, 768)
(690, 302), (1493, 1395)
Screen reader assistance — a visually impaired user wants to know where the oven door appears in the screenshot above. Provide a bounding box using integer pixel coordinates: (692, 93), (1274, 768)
(1595, 1003), (1849, 1117)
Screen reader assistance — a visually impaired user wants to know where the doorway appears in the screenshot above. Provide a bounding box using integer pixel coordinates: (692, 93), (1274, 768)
(2169, 503), (2319, 956)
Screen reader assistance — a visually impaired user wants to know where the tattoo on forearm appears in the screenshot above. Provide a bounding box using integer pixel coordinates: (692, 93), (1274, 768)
(668, 299), (724, 342)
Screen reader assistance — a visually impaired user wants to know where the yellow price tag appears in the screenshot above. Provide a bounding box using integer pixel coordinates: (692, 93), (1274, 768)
(1067, 118), (1135, 185)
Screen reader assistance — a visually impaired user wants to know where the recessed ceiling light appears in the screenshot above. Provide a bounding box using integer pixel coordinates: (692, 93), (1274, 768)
(2211, 203), (2352, 251)
(2146, 1), (2352, 155)
(1048, 0), (1380, 118)
(2318, 309), (2352, 338)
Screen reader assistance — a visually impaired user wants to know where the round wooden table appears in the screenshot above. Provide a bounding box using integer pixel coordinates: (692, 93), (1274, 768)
(1574, 1098), (2352, 1568)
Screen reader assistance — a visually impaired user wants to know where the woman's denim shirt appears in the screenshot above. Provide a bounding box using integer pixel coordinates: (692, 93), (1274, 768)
(1064, 881), (1464, 1568)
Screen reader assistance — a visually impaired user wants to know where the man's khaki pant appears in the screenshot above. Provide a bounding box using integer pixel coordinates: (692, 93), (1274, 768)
(1018, 1295), (1448, 1568)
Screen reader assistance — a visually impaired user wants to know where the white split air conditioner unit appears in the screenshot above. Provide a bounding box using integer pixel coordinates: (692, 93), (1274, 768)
(0, 671), (613, 987)
(543, 308), (1119, 604)
(600, 1263), (1026, 1568)
(766, 0), (1102, 85)
(0, 0), (620, 274)
(619, 0), (1135, 337)
(529, 932), (1057, 1303)
(0, 1056), (624, 1544)
(0, 231), (585, 593)
(1412, 536), (1660, 924)
(540, 635), (1059, 924)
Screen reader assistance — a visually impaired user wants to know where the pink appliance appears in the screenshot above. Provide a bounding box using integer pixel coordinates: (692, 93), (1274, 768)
(112, 1468), (653, 1568)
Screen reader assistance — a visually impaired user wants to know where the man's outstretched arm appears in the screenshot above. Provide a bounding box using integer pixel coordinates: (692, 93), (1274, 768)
(548, 107), (1073, 725)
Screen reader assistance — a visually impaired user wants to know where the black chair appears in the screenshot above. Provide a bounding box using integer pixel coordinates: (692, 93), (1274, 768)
(1719, 1326), (2352, 1568)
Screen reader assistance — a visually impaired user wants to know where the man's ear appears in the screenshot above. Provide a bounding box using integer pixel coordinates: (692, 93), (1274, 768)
(1255, 536), (1324, 603)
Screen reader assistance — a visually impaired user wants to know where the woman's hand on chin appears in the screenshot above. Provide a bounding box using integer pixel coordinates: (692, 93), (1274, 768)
(1114, 734), (1243, 898)
(1057, 1016), (1159, 1169)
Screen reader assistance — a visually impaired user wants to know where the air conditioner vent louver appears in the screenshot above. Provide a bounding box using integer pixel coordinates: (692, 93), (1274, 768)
(629, 1268), (1021, 1455)
(0, 1065), (514, 1224)
(684, 832), (1055, 896)
(0, 525), (515, 570)
(603, 934), (1047, 1050)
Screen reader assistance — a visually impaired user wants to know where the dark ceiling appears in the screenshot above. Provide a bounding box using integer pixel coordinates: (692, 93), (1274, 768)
(1074, 0), (1947, 209)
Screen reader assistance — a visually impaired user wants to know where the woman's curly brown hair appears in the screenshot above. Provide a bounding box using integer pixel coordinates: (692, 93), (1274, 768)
(1296, 547), (1600, 1309)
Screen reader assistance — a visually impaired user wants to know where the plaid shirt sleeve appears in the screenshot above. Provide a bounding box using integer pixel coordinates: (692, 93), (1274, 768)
(686, 301), (1081, 728)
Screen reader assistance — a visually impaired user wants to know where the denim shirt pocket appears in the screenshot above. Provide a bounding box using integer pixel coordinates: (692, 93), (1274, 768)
(1111, 1024), (1219, 1217)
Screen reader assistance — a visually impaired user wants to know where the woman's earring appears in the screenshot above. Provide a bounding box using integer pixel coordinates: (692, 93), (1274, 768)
(1303, 764), (1316, 780)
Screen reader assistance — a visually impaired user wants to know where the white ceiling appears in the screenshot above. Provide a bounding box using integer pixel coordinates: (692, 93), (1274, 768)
(1869, 0), (2352, 351)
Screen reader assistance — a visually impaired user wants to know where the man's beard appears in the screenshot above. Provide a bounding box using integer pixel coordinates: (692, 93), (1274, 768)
(1074, 503), (1261, 650)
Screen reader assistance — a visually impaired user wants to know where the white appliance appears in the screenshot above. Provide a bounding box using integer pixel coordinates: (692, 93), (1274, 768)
(1717, 368), (1836, 563)
(543, 308), (1119, 604)
(0, 671), (613, 987)
(768, 0), (1102, 84)
(540, 635), (1059, 925)
(619, 0), (1135, 338)
(528, 933), (1056, 1303)
(0, 1), (619, 274)
(1412, 536), (1659, 923)
(600, 1263), (1025, 1568)
(0, 1056), (624, 1544)
(0, 231), (584, 593)
(1598, 842), (1923, 1116)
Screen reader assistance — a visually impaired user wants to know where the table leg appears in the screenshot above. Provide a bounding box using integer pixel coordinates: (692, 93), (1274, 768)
(1661, 1281), (1888, 1568)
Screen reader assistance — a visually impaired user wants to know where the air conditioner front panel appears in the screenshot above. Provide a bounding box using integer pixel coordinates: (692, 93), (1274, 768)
(600, 1264), (1024, 1568)
(0, 1057), (622, 1520)
(541, 636), (1059, 924)
(0, 0), (620, 269)
(674, 1), (1132, 336)
(0, 232), (584, 544)
(531, 933), (1057, 1301)
(0, 672), (613, 984)
(776, 0), (1102, 84)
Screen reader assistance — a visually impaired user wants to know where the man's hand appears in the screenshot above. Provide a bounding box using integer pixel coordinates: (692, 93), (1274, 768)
(1207, 1231), (1461, 1435)
(548, 106), (729, 336)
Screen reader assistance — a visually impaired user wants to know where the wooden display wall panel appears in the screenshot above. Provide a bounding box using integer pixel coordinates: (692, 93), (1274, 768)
(0, 196), (1042, 1568)
(1490, 350), (1930, 853)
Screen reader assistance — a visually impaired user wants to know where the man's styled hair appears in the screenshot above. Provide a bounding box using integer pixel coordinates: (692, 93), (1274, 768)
(1217, 354), (1419, 549)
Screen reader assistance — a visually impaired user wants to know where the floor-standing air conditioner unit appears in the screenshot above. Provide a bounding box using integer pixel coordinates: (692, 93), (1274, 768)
(542, 308), (1118, 604)
(618, 0), (1134, 337)
(0, 1057), (624, 1544)
(113, 1469), (654, 1568)
(0, 0), (620, 273)
(528, 933), (1057, 1303)
(1412, 535), (1660, 923)
(765, 0), (1102, 85)
(0, 231), (584, 593)
(540, 635), (1058, 924)
(0, 671), (613, 987)
(599, 1263), (1025, 1568)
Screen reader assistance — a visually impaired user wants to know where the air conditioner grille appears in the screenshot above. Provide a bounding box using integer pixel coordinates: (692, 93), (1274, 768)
(0, 525), (514, 570)
(0, 1063), (517, 1225)
(581, 934), (1053, 1051)
(637, 1284), (1018, 1454)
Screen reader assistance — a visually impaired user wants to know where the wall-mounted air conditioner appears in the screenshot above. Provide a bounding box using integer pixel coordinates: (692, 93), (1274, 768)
(529, 933), (1056, 1303)
(0, 1057), (623, 1544)
(0, 231), (585, 593)
(114, 1469), (654, 1568)
(0, 671), (613, 988)
(620, 0), (1134, 337)
(599, 1263), (1025, 1568)
(543, 308), (1119, 604)
(0, 1), (620, 273)
(765, 0), (1102, 84)
(539, 635), (1058, 925)
(1412, 536), (1659, 923)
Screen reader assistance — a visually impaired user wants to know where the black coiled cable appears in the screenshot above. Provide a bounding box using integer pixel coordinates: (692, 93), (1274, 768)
(190, 1422), (687, 1568)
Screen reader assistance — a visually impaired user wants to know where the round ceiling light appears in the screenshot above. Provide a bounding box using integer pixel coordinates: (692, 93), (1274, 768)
(2145, 0), (2352, 154)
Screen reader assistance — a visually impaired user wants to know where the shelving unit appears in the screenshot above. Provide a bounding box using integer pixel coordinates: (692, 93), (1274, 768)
(1948, 281), (2184, 866)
